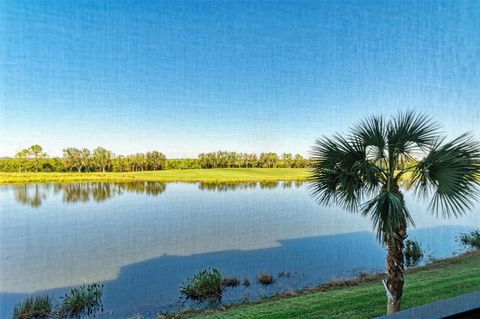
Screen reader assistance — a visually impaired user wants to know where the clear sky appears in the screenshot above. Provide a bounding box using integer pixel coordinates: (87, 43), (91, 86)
(1, 0), (479, 158)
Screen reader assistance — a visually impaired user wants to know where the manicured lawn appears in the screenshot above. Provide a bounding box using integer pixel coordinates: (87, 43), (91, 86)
(186, 253), (480, 319)
(0, 168), (310, 184)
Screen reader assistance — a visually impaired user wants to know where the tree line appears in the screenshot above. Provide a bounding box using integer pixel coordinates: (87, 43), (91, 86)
(198, 151), (309, 168)
(0, 145), (311, 172)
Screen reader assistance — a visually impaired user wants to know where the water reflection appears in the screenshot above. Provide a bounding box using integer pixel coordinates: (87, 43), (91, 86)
(0, 181), (477, 318)
(14, 184), (47, 207)
(12, 181), (305, 206)
(12, 182), (167, 206)
(197, 180), (304, 192)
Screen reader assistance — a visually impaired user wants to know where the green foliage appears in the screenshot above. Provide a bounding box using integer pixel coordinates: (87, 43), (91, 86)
(146, 151), (167, 170)
(63, 148), (84, 172)
(197, 151), (310, 169)
(411, 134), (480, 218)
(59, 283), (104, 319)
(11, 145), (49, 172)
(11, 283), (103, 319)
(457, 229), (480, 251)
(180, 268), (223, 303)
(0, 157), (65, 173)
(404, 239), (424, 267)
(259, 153), (280, 168)
(12, 295), (53, 319)
(1, 145), (311, 172)
(92, 147), (113, 172)
(167, 158), (201, 170)
(311, 112), (480, 243)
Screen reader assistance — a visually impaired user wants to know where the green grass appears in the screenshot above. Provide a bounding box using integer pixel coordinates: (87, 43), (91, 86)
(0, 168), (310, 184)
(182, 253), (480, 319)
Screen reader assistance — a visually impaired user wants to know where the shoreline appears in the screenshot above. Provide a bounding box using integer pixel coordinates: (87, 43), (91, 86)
(0, 168), (310, 185)
(166, 252), (479, 318)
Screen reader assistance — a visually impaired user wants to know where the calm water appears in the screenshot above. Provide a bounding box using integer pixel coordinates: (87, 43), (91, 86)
(0, 182), (478, 318)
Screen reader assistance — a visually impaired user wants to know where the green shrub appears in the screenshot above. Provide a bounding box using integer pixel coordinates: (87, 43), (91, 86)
(180, 268), (223, 303)
(458, 229), (480, 251)
(59, 283), (104, 318)
(404, 239), (424, 267)
(12, 295), (53, 319)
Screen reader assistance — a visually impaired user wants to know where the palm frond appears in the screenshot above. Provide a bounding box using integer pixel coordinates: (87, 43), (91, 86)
(361, 191), (414, 244)
(387, 112), (441, 163)
(411, 133), (480, 218)
(310, 134), (383, 212)
(352, 115), (387, 162)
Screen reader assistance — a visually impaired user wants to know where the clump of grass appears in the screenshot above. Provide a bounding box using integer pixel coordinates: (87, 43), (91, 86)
(59, 283), (104, 318)
(180, 268), (223, 303)
(11, 283), (104, 319)
(405, 239), (424, 267)
(328, 278), (357, 288)
(258, 273), (274, 285)
(351, 268), (371, 279)
(457, 229), (480, 251)
(12, 295), (53, 319)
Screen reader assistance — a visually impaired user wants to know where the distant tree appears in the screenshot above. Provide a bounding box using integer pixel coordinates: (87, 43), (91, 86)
(28, 145), (48, 172)
(228, 152), (238, 168)
(128, 153), (147, 171)
(15, 149), (30, 172)
(281, 153), (294, 168)
(248, 153), (258, 168)
(239, 152), (249, 168)
(198, 153), (207, 168)
(146, 151), (166, 170)
(217, 151), (228, 168)
(293, 154), (306, 168)
(111, 155), (128, 172)
(259, 152), (279, 168)
(63, 148), (82, 172)
(80, 148), (91, 172)
(92, 147), (113, 172)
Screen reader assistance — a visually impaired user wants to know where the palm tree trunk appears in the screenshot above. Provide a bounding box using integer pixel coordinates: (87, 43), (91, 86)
(385, 226), (406, 314)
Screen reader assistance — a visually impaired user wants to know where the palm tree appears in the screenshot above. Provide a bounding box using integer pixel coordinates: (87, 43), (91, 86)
(310, 112), (480, 314)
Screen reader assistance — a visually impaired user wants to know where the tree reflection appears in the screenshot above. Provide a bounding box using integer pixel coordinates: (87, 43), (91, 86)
(13, 182), (167, 207)
(12, 181), (308, 206)
(14, 184), (48, 207)
(197, 181), (305, 192)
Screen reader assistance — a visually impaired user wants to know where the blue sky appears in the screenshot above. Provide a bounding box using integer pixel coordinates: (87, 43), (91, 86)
(1, 0), (479, 158)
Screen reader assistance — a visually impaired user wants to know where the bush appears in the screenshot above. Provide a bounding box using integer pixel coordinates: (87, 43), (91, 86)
(404, 239), (424, 267)
(458, 229), (480, 251)
(180, 268), (223, 303)
(258, 272), (274, 285)
(12, 295), (53, 319)
(59, 283), (104, 318)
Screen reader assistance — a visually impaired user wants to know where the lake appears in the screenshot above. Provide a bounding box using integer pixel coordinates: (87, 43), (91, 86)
(0, 181), (478, 318)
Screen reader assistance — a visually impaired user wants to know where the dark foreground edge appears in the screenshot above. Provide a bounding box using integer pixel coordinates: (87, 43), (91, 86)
(376, 291), (480, 319)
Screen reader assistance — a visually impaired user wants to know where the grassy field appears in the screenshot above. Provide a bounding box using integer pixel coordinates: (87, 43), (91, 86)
(0, 168), (310, 184)
(182, 253), (480, 319)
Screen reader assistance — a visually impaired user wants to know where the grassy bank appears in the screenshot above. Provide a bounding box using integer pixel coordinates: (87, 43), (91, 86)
(181, 253), (480, 319)
(0, 168), (310, 184)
